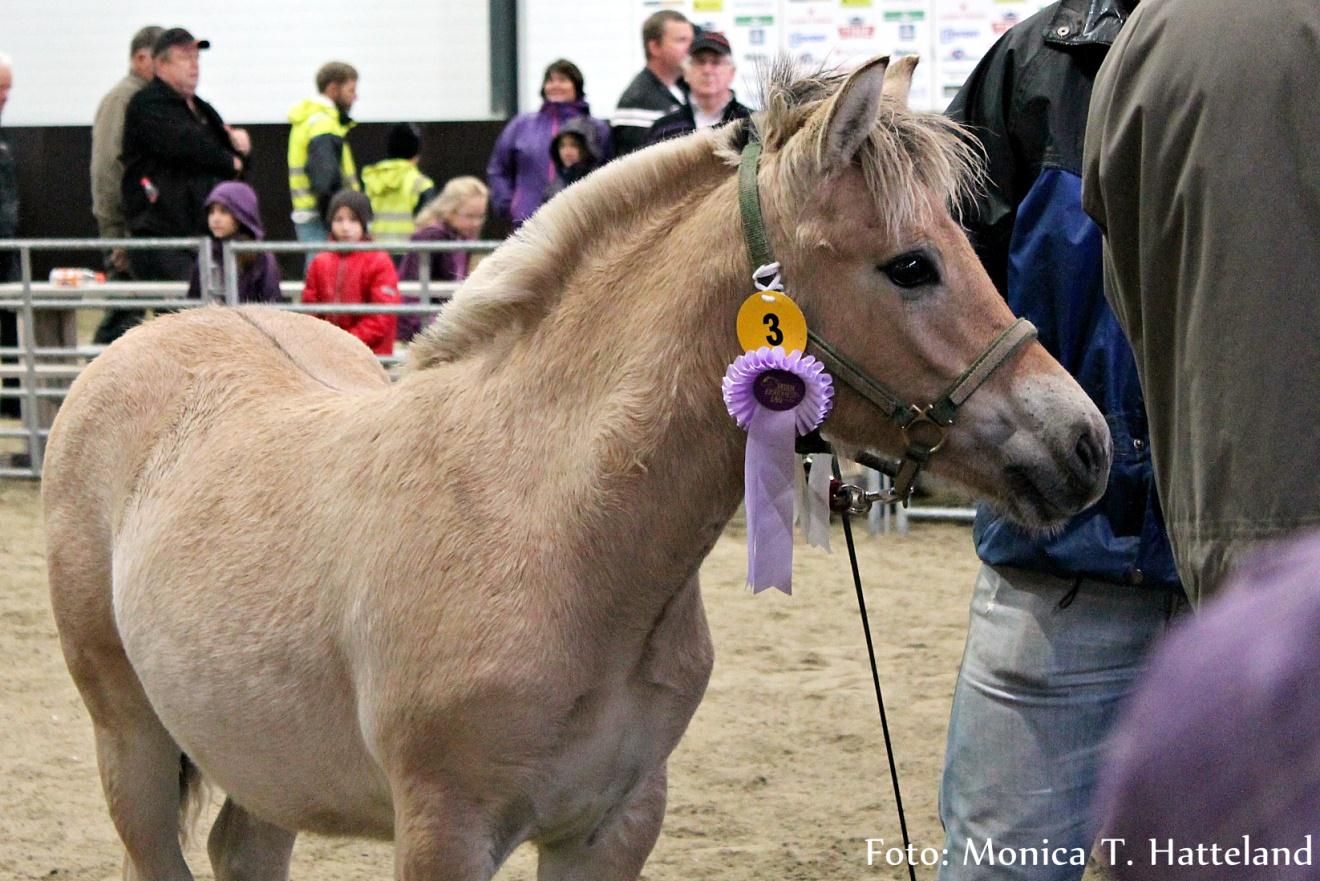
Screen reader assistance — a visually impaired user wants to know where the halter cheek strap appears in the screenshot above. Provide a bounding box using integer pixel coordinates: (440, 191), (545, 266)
(736, 122), (1037, 504)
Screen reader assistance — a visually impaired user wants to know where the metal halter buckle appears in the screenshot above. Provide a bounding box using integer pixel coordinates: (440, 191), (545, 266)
(901, 405), (950, 456)
(828, 478), (891, 515)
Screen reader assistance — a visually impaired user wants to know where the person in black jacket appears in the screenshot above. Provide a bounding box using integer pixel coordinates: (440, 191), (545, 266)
(96, 27), (249, 344)
(0, 52), (16, 286)
(0, 51), (19, 417)
(935, 3), (1183, 881)
(645, 32), (750, 146)
(611, 10), (692, 156)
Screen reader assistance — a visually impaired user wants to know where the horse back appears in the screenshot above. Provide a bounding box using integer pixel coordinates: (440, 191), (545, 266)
(43, 306), (390, 545)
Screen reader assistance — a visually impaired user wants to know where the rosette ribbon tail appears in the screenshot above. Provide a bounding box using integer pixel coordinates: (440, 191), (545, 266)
(745, 407), (799, 593)
(802, 452), (834, 551)
(723, 346), (834, 596)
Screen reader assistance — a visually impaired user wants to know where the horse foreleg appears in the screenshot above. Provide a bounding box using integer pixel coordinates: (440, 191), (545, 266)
(206, 797), (297, 881)
(534, 764), (668, 881)
(391, 781), (500, 881)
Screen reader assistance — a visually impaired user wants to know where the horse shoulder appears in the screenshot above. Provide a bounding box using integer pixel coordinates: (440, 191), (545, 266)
(636, 575), (714, 695)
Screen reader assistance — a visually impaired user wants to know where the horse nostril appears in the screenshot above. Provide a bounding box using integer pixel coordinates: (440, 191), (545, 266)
(1073, 428), (1106, 481)
(1075, 433), (1095, 474)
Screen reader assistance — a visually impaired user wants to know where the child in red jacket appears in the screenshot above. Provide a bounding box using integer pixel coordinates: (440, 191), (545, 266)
(302, 190), (399, 354)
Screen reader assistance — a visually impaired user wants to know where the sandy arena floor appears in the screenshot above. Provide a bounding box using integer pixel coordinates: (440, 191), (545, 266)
(0, 477), (1109, 880)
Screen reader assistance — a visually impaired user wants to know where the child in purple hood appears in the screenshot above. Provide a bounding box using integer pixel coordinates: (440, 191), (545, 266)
(187, 181), (282, 302)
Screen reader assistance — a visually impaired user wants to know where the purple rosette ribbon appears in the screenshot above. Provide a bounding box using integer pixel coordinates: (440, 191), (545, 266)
(723, 346), (834, 594)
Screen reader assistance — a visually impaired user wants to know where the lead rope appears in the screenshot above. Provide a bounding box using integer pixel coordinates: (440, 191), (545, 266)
(831, 456), (918, 881)
(740, 122), (918, 877)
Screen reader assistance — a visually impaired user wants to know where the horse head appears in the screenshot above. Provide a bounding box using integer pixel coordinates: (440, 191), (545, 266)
(741, 56), (1111, 527)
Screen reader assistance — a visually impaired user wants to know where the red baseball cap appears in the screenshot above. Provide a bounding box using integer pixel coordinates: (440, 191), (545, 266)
(690, 31), (733, 57)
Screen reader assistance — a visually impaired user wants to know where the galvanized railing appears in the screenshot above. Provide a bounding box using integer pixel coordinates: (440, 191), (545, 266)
(0, 236), (498, 479)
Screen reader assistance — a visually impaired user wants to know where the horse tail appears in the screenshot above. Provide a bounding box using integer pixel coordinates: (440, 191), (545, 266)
(178, 754), (210, 847)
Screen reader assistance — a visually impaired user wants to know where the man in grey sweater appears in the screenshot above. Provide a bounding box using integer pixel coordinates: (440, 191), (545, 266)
(92, 26), (161, 266)
(89, 25), (161, 343)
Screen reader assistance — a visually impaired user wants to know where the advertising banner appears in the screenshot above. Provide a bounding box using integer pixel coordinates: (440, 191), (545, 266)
(644, 0), (1051, 111)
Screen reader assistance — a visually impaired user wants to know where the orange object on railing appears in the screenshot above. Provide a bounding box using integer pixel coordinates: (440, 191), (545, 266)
(48, 268), (107, 287)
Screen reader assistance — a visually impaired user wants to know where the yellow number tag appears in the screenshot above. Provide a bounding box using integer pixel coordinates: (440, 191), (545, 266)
(736, 291), (808, 354)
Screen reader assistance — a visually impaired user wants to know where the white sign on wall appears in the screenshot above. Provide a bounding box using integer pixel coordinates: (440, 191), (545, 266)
(636, 0), (1053, 112)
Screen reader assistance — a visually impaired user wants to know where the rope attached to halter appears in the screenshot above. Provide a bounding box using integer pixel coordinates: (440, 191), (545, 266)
(832, 455), (919, 881)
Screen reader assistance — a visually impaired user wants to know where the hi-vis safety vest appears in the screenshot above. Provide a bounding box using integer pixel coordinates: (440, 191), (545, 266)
(361, 159), (434, 242)
(287, 97), (357, 221)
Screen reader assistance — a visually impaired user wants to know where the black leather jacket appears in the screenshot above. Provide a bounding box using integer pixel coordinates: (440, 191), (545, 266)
(0, 131), (17, 282)
(120, 78), (241, 237)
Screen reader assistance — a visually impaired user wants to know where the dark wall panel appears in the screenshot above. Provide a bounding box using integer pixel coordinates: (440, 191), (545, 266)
(5, 120), (507, 279)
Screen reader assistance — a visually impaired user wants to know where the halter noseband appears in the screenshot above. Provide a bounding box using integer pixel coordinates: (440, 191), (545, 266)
(736, 123), (1037, 504)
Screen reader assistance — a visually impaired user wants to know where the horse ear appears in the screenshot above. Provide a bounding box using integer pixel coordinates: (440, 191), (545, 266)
(881, 55), (919, 107)
(819, 55), (889, 175)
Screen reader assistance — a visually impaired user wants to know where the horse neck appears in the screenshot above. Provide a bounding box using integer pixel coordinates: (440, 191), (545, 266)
(497, 153), (753, 602)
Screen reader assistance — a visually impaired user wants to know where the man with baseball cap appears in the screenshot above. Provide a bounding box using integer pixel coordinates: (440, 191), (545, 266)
(155, 27), (210, 55)
(109, 26), (249, 341)
(646, 32), (750, 145)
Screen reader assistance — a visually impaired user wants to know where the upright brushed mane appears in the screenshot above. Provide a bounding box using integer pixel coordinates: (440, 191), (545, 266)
(739, 57), (983, 241)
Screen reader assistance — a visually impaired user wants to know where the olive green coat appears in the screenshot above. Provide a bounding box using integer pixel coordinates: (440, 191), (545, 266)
(1083, 0), (1320, 603)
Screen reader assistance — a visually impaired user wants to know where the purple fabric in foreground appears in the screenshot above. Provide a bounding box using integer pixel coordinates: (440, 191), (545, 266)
(1095, 529), (1320, 880)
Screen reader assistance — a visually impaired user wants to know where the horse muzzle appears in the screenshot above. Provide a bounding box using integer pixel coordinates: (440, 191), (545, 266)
(995, 407), (1113, 529)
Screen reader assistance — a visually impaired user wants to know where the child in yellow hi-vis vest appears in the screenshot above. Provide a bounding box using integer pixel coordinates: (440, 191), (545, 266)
(361, 123), (436, 244)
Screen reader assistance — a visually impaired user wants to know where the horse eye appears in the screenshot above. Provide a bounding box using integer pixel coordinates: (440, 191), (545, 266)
(881, 252), (939, 288)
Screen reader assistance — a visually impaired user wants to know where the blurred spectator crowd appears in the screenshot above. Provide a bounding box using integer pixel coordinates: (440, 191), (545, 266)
(0, 11), (744, 356)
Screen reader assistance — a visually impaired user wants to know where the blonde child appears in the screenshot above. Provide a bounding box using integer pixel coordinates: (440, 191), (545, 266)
(395, 176), (488, 342)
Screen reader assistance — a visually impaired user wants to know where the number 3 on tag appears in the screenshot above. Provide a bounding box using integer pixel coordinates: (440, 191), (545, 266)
(736, 290), (808, 354)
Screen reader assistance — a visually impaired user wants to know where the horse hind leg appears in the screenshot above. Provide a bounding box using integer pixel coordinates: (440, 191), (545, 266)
(206, 797), (297, 881)
(535, 764), (668, 881)
(49, 544), (197, 880)
(88, 686), (199, 881)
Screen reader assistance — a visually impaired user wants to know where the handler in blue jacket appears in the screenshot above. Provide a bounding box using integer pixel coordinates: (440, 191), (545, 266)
(937, 3), (1184, 879)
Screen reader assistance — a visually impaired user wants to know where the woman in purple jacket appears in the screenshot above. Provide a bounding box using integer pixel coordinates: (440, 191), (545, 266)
(485, 59), (611, 228)
(186, 180), (281, 302)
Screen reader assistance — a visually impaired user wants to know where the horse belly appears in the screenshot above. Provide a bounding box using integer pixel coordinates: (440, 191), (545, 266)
(534, 679), (703, 841)
(112, 557), (394, 836)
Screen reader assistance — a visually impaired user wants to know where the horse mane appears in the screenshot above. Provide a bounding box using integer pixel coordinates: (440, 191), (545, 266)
(407, 56), (983, 372)
(406, 132), (714, 371)
(738, 56), (984, 243)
